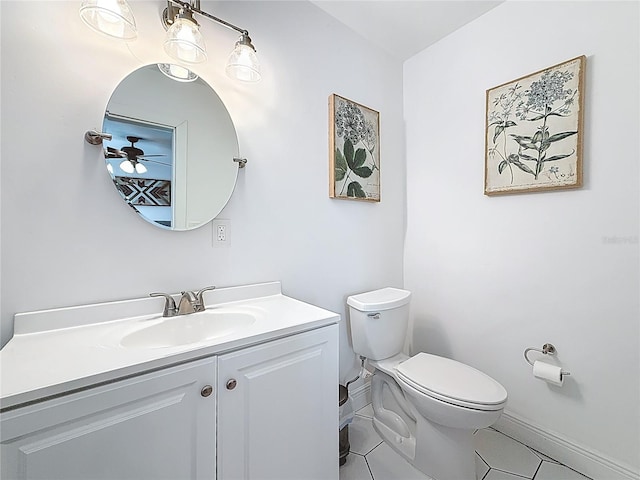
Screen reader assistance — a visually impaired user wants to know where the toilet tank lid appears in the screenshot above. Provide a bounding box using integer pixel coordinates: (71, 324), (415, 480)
(347, 287), (411, 312)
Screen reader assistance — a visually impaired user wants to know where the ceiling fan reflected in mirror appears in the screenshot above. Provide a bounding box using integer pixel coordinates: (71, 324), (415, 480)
(105, 136), (170, 174)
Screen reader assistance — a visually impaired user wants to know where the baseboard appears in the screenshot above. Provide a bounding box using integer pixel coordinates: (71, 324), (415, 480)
(495, 410), (639, 480)
(348, 379), (371, 412)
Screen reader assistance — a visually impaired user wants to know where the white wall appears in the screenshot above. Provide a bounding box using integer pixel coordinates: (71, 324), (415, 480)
(404, 0), (639, 477)
(4, 1), (638, 477)
(0, 1), (406, 383)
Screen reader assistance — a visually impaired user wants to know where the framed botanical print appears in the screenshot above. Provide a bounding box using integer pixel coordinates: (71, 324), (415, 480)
(329, 94), (380, 201)
(485, 56), (586, 195)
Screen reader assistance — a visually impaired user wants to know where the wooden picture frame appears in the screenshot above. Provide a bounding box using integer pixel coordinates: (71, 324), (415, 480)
(329, 94), (380, 201)
(484, 56), (586, 195)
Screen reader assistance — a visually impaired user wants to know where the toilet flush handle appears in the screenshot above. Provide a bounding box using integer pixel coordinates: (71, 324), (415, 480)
(367, 313), (380, 319)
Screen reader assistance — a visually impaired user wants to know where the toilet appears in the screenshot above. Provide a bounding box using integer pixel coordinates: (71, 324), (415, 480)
(347, 287), (507, 480)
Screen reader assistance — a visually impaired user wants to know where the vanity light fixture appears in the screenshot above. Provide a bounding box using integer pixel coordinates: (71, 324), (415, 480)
(163, 6), (207, 64)
(225, 32), (261, 83)
(79, 0), (137, 40)
(161, 0), (261, 82)
(79, 0), (261, 81)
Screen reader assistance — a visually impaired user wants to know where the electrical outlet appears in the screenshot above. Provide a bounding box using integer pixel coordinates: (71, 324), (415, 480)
(216, 224), (226, 242)
(212, 219), (230, 247)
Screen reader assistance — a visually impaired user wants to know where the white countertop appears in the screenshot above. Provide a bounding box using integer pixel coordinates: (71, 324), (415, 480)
(0, 282), (339, 410)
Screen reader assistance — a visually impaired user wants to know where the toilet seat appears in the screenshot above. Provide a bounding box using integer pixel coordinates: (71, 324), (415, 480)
(395, 353), (507, 411)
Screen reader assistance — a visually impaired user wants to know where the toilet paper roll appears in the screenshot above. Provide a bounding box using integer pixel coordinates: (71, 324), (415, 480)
(533, 360), (564, 386)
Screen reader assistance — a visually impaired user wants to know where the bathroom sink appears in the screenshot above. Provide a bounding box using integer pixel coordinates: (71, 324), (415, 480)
(120, 309), (257, 348)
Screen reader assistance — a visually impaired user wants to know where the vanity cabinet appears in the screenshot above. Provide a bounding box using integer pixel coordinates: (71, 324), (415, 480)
(216, 324), (338, 480)
(1, 324), (338, 480)
(1, 358), (217, 480)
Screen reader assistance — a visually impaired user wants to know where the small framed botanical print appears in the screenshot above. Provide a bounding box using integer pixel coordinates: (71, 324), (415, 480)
(329, 94), (380, 201)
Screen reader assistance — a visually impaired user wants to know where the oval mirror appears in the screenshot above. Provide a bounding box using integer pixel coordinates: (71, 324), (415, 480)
(101, 64), (239, 230)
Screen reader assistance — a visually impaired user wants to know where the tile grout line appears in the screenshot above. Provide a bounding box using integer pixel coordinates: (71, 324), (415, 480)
(485, 428), (593, 479)
(364, 453), (375, 480)
(363, 440), (384, 457)
(531, 459), (543, 480)
(488, 467), (533, 479)
(477, 453), (491, 480)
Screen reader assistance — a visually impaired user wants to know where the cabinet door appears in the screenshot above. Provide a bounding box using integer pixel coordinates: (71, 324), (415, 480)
(1, 358), (217, 480)
(217, 325), (338, 480)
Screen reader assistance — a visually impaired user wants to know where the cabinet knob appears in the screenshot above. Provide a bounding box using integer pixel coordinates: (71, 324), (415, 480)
(201, 385), (213, 397)
(226, 379), (237, 390)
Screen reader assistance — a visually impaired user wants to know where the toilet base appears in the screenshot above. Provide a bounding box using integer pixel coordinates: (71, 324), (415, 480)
(370, 370), (481, 480)
(372, 416), (416, 462)
(413, 415), (476, 480)
(374, 412), (476, 480)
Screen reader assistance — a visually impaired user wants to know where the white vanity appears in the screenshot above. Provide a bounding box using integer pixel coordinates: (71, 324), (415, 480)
(0, 282), (339, 480)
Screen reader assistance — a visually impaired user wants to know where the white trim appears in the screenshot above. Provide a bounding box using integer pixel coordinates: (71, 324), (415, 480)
(495, 411), (640, 480)
(349, 380), (371, 412)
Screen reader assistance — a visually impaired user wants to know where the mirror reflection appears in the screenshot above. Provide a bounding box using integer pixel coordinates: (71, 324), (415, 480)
(102, 64), (239, 231)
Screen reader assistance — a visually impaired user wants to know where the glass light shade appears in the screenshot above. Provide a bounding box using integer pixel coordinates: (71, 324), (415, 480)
(226, 43), (261, 83)
(79, 0), (137, 40)
(157, 63), (199, 83)
(119, 159), (134, 174)
(135, 162), (147, 174)
(164, 17), (207, 64)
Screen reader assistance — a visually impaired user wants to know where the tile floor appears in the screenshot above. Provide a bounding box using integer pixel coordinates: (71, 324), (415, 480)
(340, 405), (592, 480)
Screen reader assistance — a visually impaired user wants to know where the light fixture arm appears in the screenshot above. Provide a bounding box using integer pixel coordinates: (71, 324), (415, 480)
(164, 0), (249, 37)
(160, 0), (261, 80)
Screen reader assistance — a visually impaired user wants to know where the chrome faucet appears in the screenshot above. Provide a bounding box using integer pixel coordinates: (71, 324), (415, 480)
(149, 292), (177, 317)
(150, 286), (216, 317)
(178, 291), (198, 315)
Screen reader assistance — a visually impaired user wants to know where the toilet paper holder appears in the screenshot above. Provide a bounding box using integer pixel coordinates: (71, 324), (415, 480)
(524, 343), (571, 376)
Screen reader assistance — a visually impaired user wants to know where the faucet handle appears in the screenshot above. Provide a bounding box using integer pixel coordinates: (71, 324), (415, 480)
(195, 286), (216, 312)
(150, 292), (177, 317)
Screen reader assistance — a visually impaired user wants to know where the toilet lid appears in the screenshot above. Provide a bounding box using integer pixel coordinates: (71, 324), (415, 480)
(396, 353), (507, 410)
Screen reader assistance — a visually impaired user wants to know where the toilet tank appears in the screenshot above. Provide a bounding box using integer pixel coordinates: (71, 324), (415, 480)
(347, 288), (411, 360)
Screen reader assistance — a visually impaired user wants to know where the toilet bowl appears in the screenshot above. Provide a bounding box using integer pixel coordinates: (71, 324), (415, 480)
(347, 288), (507, 480)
